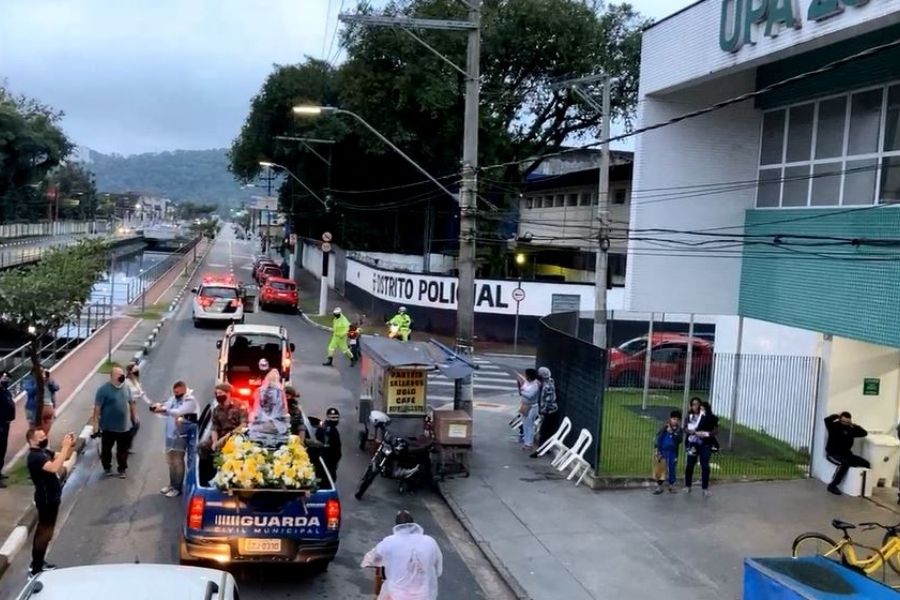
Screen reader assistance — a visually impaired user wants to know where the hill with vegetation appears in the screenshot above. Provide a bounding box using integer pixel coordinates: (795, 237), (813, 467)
(89, 148), (256, 206)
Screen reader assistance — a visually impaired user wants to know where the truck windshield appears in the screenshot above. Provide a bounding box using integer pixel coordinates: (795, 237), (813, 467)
(227, 334), (283, 372)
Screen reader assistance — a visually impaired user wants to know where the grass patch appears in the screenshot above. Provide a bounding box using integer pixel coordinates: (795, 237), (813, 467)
(307, 314), (332, 328)
(599, 388), (809, 481)
(4, 462), (31, 486)
(127, 301), (168, 320)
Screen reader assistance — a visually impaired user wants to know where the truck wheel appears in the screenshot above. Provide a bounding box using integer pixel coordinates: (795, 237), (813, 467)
(192, 318), (201, 329)
(355, 464), (377, 500)
(308, 560), (330, 575)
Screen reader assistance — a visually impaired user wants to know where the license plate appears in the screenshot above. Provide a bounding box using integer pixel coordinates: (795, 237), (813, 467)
(239, 538), (282, 554)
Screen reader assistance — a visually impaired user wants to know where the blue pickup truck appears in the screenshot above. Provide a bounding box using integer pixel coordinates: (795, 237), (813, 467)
(178, 405), (340, 571)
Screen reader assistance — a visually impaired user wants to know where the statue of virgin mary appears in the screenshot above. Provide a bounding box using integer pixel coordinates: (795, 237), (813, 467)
(247, 369), (290, 446)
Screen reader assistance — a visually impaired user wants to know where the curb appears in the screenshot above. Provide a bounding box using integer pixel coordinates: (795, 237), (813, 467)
(0, 425), (93, 578)
(299, 311), (331, 332)
(435, 481), (532, 600)
(132, 241), (210, 366)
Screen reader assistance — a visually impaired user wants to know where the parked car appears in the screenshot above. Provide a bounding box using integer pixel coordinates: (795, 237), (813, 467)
(260, 276), (299, 312)
(14, 564), (239, 600)
(607, 333), (713, 389)
(255, 264), (282, 285)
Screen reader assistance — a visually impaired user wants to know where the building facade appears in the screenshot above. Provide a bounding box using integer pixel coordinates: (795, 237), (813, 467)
(518, 149), (633, 285)
(630, 2), (900, 485)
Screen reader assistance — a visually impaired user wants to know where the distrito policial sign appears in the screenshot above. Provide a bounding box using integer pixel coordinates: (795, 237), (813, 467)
(719, 0), (875, 53)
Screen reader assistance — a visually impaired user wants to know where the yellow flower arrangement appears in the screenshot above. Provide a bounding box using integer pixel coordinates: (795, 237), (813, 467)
(212, 431), (318, 491)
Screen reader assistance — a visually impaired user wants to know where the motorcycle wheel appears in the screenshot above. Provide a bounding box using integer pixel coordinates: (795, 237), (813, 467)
(355, 464), (378, 500)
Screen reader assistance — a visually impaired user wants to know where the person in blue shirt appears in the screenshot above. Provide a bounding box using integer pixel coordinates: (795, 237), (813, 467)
(24, 370), (60, 431)
(653, 410), (683, 495)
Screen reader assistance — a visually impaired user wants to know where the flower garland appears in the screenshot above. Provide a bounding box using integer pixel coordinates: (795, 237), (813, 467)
(212, 429), (318, 491)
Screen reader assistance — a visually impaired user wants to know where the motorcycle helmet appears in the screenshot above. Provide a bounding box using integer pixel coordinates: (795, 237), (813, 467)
(369, 410), (390, 427)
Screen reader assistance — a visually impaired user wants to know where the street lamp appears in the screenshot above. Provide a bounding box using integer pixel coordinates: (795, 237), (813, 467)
(257, 162), (328, 209)
(515, 253), (526, 266)
(292, 105), (457, 202)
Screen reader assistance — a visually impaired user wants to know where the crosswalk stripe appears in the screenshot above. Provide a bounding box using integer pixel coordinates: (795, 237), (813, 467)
(429, 374), (511, 383)
(428, 381), (512, 391)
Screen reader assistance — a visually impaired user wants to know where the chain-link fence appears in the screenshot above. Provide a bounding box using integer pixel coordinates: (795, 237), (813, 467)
(536, 310), (820, 482)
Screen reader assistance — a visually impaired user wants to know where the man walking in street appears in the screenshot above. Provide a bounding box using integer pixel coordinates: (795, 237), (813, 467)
(361, 510), (443, 600)
(315, 407), (343, 478)
(151, 381), (198, 498)
(323, 307), (356, 367)
(27, 427), (75, 575)
(92, 365), (138, 479)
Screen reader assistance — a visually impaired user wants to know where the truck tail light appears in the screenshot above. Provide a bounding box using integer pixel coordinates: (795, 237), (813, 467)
(326, 499), (341, 530)
(187, 496), (205, 529)
(238, 387), (251, 397)
(230, 299), (241, 308)
(199, 297), (214, 308)
(283, 356), (292, 370)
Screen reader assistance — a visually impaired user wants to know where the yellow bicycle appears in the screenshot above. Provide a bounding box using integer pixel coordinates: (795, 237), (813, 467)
(792, 518), (900, 578)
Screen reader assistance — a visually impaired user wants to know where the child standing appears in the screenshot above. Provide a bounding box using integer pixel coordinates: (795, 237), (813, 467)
(653, 410), (683, 494)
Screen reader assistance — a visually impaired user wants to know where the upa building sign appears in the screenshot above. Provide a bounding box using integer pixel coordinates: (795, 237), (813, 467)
(720, 0), (876, 53)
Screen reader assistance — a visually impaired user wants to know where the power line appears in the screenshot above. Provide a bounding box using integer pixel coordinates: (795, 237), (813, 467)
(478, 36), (900, 172)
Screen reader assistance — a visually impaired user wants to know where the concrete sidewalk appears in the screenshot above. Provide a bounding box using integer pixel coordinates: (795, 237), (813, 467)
(0, 239), (209, 579)
(439, 394), (900, 599)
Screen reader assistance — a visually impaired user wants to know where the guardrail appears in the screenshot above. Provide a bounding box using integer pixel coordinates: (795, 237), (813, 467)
(0, 236), (201, 391)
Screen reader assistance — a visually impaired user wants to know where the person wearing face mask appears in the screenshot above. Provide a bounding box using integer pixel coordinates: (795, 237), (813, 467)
(0, 371), (14, 487)
(92, 366), (138, 478)
(151, 381), (199, 498)
(208, 383), (247, 451)
(124, 363), (151, 452)
(26, 427), (75, 575)
(315, 407), (342, 478)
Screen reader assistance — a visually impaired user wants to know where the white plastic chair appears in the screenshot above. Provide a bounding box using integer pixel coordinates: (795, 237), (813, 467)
(536, 416), (572, 459)
(554, 429), (592, 474)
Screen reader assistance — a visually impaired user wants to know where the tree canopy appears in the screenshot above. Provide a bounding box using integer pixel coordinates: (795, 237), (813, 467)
(0, 84), (73, 223)
(229, 0), (646, 265)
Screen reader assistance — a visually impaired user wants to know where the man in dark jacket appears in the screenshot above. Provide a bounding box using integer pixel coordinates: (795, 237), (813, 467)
(825, 411), (869, 495)
(316, 407), (342, 479)
(0, 371), (14, 487)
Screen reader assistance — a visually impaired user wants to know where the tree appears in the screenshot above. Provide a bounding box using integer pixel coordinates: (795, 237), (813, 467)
(0, 239), (107, 403)
(228, 0), (646, 266)
(47, 161), (98, 220)
(0, 84), (72, 223)
(175, 201), (218, 220)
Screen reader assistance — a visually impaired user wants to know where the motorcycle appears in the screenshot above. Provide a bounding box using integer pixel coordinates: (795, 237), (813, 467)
(355, 411), (432, 500)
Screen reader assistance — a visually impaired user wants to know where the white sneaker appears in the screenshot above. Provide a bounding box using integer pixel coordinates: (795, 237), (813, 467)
(160, 486), (173, 495)
(164, 489), (181, 498)
(702, 489), (712, 497)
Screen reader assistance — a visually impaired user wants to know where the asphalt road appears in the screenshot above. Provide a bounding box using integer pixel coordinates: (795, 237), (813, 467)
(1, 230), (512, 599)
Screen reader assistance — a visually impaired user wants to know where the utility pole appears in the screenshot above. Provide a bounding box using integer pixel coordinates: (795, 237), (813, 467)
(339, 2), (481, 415)
(552, 74), (612, 347)
(594, 78), (611, 348)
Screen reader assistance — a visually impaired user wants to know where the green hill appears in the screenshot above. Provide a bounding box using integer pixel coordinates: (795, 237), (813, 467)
(89, 148), (255, 206)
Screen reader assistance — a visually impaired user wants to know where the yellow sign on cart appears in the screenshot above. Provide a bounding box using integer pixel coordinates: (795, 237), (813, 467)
(386, 369), (427, 415)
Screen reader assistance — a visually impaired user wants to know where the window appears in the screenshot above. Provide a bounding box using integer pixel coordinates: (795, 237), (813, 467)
(651, 345), (686, 363)
(554, 194), (564, 207)
(524, 197), (533, 210)
(756, 82), (900, 208)
(579, 191), (592, 206)
(566, 193), (578, 207)
(613, 188), (627, 204)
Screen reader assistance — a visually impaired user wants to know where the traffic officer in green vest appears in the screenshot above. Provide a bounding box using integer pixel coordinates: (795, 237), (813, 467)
(323, 307), (356, 367)
(387, 306), (412, 342)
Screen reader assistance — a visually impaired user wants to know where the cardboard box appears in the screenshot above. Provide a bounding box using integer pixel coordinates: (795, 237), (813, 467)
(432, 409), (472, 446)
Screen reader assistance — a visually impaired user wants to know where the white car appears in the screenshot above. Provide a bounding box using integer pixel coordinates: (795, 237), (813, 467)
(15, 564), (239, 600)
(192, 276), (244, 327)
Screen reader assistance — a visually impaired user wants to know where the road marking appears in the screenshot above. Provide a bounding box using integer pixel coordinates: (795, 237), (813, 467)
(429, 381), (513, 391)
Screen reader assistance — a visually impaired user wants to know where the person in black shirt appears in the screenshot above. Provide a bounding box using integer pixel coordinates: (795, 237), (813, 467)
(26, 427), (75, 575)
(825, 411), (869, 495)
(0, 371), (15, 488)
(316, 407), (342, 479)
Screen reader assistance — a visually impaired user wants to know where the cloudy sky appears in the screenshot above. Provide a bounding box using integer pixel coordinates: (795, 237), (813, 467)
(0, 0), (686, 156)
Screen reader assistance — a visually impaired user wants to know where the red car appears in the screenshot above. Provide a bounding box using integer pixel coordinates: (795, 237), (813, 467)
(607, 333), (713, 389)
(259, 276), (299, 311)
(255, 263), (282, 285)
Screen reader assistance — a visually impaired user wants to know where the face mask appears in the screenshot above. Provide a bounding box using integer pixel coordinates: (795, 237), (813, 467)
(116, 374), (126, 384)
(175, 393), (185, 400)
(132, 371), (139, 379)
(215, 394), (227, 403)
(38, 439), (49, 449)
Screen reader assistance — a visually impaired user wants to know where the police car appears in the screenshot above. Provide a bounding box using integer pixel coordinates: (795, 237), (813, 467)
(15, 564), (239, 600)
(192, 275), (244, 327)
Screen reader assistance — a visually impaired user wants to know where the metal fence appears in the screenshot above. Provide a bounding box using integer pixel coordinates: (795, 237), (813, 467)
(601, 347), (819, 481)
(536, 311), (605, 469)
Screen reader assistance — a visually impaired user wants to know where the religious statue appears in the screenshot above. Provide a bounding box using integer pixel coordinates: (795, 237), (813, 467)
(247, 369), (290, 446)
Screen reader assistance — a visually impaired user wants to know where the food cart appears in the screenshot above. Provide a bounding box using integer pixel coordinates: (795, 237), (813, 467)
(356, 336), (476, 477)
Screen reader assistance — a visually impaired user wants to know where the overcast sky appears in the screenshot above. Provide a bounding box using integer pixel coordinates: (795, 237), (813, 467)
(0, 0), (686, 156)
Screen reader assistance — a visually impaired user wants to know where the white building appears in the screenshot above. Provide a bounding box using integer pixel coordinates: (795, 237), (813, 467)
(630, 2), (900, 487)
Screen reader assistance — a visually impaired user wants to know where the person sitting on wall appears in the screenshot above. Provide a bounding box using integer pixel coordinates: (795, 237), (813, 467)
(825, 411), (869, 495)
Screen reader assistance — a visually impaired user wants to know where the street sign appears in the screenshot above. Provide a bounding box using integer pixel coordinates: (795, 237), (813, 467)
(322, 242), (332, 253)
(322, 231), (332, 242)
(512, 288), (526, 303)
